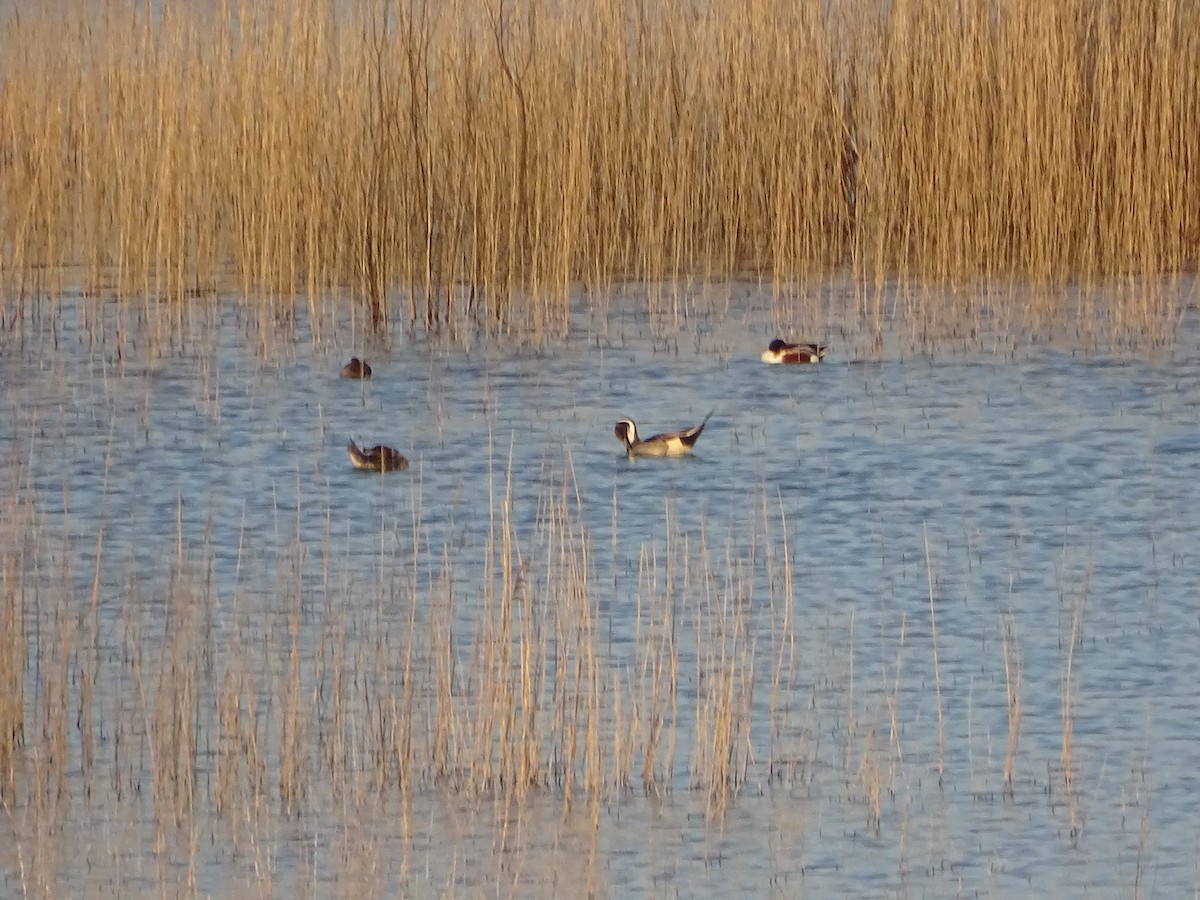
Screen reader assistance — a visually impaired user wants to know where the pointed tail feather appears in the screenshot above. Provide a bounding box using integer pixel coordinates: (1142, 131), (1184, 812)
(682, 411), (714, 447)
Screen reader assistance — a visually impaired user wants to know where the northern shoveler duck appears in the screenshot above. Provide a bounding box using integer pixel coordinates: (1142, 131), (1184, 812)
(347, 439), (408, 472)
(341, 357), (372, 379)
(614, 412), (713, 459)
(761, 339), (827, 364)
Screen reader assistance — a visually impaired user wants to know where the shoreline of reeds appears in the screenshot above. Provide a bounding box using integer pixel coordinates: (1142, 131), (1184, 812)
(1, 0), (1197, 336)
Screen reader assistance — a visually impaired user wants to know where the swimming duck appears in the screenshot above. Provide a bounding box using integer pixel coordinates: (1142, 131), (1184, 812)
(761, 339), (826, 364)
(341, 357), (372, 379)
(347, 439), (408, 472)
(614, 412), (713, 459)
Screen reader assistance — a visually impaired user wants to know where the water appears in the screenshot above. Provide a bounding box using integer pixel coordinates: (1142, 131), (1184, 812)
(2, 280), (1199, 896)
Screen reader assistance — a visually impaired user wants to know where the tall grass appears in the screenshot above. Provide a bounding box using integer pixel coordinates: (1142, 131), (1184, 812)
(0, 0), (1196, 335)
(0, 440), (1165, 891)
(0, 457), (815, 892)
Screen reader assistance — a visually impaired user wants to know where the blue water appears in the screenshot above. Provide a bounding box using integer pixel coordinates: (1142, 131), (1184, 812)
(1, 279), (1199, 896)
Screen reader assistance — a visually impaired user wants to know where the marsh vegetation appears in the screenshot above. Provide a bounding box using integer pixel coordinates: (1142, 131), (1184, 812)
(2, 0), (1198, 894)
(1, 0), (1196, 338)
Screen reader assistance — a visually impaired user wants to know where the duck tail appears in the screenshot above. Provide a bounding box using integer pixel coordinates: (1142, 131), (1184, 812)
(683, 411), (714, 447)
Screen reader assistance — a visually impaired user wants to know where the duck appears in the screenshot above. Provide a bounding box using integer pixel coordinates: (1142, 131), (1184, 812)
(761, 339), (826, 364)
(614, 412), (713, 459)
(347, 439), (408, 472)
(341, 357), (372, 379)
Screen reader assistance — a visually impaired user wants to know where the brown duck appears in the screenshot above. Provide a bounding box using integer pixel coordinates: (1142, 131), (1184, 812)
(347, 439), (408, 472)
(761, 339), (826, 364)
(341, 357), (373, 379)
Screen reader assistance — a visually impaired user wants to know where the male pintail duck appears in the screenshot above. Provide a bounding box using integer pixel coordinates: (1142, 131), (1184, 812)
(761, 339), (826, 364)
(614, 412), (713, 459)
(347, 439), (408, 472)
(341, 357), (372, 379)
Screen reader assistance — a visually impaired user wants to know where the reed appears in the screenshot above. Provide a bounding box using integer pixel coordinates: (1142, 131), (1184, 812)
(765, 493), (797, 784)
(0, 465), (799, 863)
(0, 0), (1196, 337)
(687, 527), (757, 815)
(1001, 613), (1023, 798)
(923, 524), (944, 778)
(0, 497), (30, 806)
(1060, 563), (1091, 793)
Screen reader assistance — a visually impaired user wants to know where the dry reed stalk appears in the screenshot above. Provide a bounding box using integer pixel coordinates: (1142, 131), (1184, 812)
(635, 541), (677, 797)
(428, 549), (457, 785)
(923, 524), (944, 778)
(534, 457), (604, 806)
(376, 578), (419, 802)
(456, 445), (559, 800)
(1061, 564), (1091, 791)
(0, 498), (30, 805)
(885, 613), (908, 768)
(278, 582), (307, 813)
(577, 553), (605, 805)
(479, 465), (516, 797)
(1001, 614), (1023, 797)
(856, 727), (884, 834)
(764, 494), (790, 771)
(29, 585), (75, 850)
(759, 492), (805, 787)
(78, 525), (106, 803)
(687, 530), (757, 816)
(842, 606), (857, 776)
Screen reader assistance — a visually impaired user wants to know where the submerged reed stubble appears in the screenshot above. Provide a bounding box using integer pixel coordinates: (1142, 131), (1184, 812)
(0, 0), (1196, 335)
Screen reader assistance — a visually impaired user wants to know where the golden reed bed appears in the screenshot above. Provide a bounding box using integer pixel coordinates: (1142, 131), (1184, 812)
(0, 0), (1196, 334)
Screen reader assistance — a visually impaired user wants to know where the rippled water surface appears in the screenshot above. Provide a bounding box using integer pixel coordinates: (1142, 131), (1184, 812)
(3, 280), (1200, 896)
